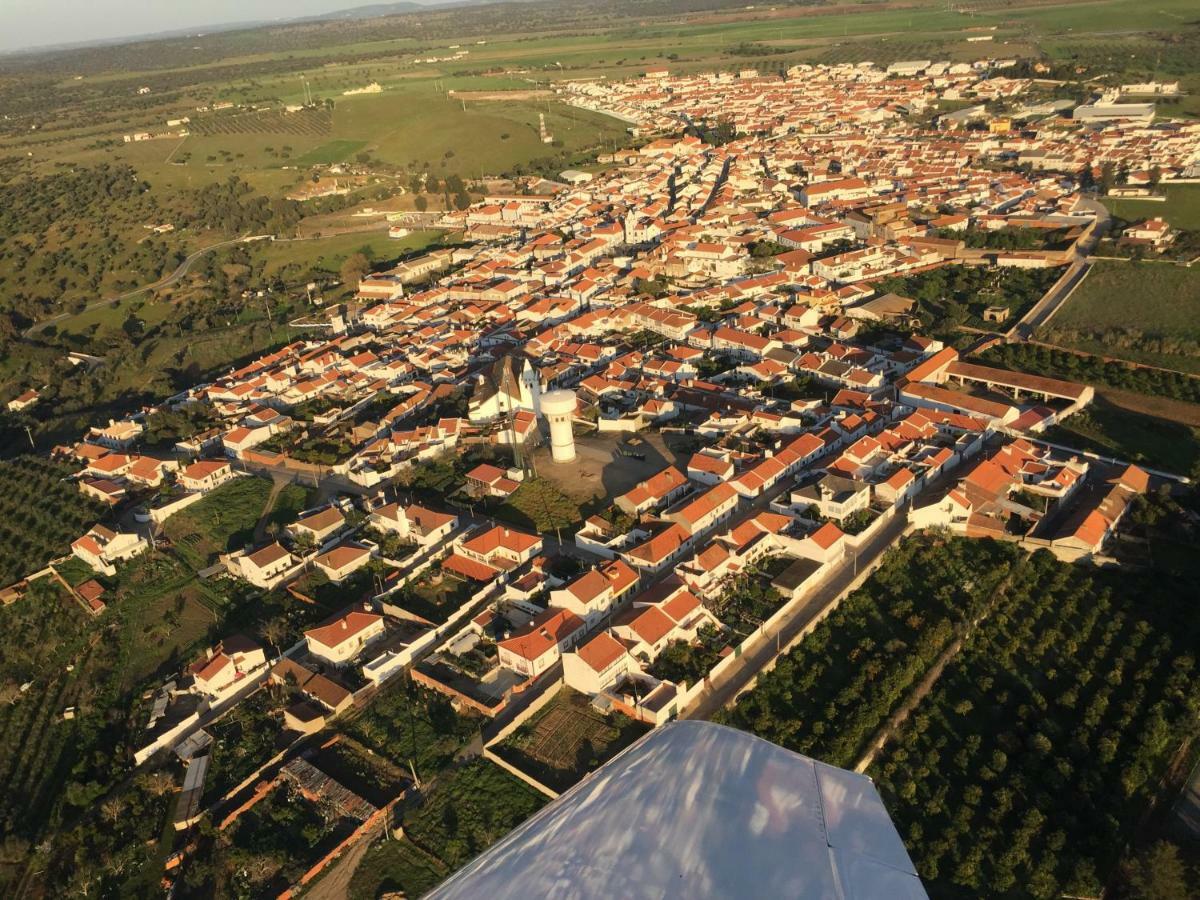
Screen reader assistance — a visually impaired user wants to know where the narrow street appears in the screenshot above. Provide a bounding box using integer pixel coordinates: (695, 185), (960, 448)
(1007, 198), (1110, 341)
(683, 510), (909, 721)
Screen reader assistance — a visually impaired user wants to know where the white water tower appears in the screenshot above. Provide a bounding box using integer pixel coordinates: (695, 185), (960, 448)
(540, 389), (577, 464)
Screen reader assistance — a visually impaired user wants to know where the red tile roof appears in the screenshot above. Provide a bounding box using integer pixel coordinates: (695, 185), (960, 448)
(499, 608), (584, 662)
(305, 610), (382, 650)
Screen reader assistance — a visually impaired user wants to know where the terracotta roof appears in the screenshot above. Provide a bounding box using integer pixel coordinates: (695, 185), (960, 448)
(620, 466), (688, 507)
(76, 580), (105, 603)
(296, 506), (346, 533)
(662, 589), (702, 624)
(181, 459), (230, 480)
(499, 608), (584, 662)
(809, 521), (846, 550)
(567, 569), (611, 604)
(671, 482), (738, 532)
(193, 653), (233, 684)
(407, 504), (457, 533)
(626, 523), (690, 565)
(575, 631), (629, 673)
(442, 552), (499, 581)
(314, 543), (371, 571)
(688, 453), (732, 476)
(461, 526), (541, 557)
(248, 542), (292, 568)
(305, 610), (382, 650)
(623, 605), (677, 646)
(466, 463), (508, 484)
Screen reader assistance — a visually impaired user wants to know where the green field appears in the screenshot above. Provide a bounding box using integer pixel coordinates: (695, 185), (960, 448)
(1043, 396), (1200, 476)
(333, 86), (629, 176)
(163, 476), (309, 570)
(1041, 260), (1200, 373)
(295, 139), (368, 166)
(87, 83), (630, 195)
(1103, 184), (1200, 231)
(254, 229), (443, 277)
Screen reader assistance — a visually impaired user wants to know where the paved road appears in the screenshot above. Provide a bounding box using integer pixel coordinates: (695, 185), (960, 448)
(22, 234), (269, 337)
(1008, 198), (1110, 341)
(683, 509), (910, 721)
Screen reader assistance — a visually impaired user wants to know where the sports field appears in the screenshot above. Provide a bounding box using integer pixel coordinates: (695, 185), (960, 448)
(253, 229), (444, 277)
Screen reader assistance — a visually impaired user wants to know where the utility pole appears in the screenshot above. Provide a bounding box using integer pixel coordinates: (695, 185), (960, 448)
(24, 425), (35, 450)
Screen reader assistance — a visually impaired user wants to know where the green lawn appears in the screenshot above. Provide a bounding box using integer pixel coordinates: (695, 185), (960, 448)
(253, 229), (442, 277)
(1041, 261), (1200, 373)
(1103, 184), (1200, 231)
(294, 139), (369, 166)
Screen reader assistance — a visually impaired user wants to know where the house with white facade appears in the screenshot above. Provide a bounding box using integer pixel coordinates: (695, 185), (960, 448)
(304, 608), (386, 666)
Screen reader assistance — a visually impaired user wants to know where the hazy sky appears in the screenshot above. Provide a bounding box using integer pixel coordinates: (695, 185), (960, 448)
(0, 0), (362, 53)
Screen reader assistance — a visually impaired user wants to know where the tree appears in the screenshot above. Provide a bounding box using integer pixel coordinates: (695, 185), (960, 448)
(1098, 161), (1117, 196)
(140, 771), (176, 798)
(100, 795), (124, 824)
(339, 252), (370, 287)
(1122, 841), (1192, 899)
(1077, 164), (1095, 192)
(261, 616), (289, 659)
(415, 195), (429, 212)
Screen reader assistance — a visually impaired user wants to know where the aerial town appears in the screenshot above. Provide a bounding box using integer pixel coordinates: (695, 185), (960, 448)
(3, 49), (1200, 899)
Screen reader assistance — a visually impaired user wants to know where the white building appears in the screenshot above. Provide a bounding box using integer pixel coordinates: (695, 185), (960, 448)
(304, 609), (386, 666)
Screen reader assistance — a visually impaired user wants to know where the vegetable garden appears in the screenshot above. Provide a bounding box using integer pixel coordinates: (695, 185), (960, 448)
(349, 760), (547, 900)
(494, 688), (648, 793)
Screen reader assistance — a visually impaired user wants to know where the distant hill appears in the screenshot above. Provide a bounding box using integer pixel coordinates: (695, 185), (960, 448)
(302, 0), (483, 20)
(0, 0), (487, 58)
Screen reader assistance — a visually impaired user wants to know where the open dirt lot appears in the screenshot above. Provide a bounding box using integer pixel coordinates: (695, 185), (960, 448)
(1100, 388), (1200, 428)
(528, 430), (691, 507)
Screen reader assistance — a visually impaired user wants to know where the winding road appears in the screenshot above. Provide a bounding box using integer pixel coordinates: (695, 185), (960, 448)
(22, 234), (271, 338)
